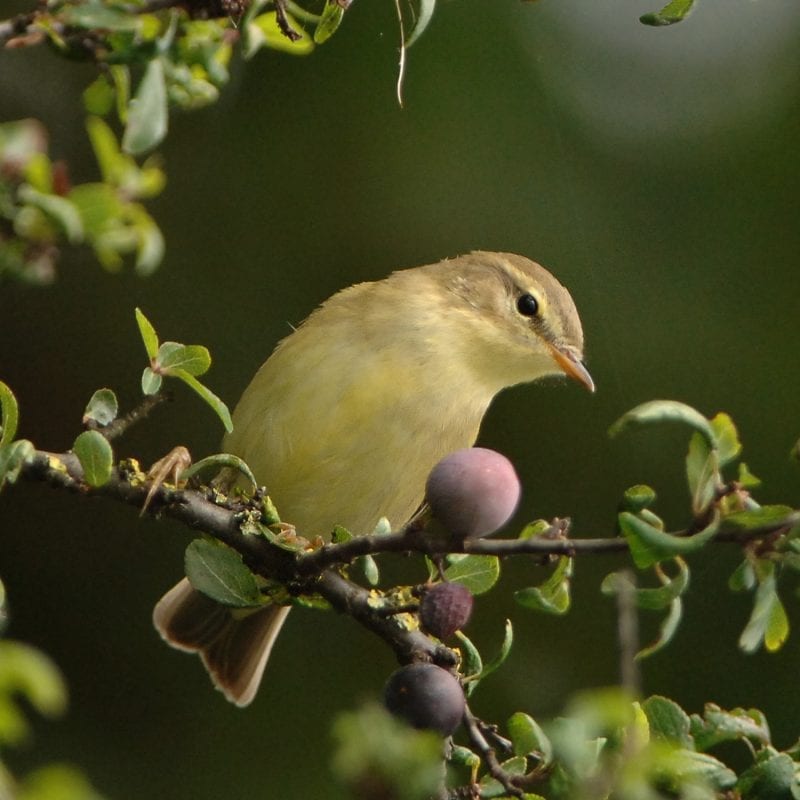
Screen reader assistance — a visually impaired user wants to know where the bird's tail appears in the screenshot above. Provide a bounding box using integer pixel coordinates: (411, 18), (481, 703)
(153, 578), (291, 707)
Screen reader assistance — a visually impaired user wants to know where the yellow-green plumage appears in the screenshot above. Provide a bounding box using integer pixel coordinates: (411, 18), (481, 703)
(154, 251), (591, 705)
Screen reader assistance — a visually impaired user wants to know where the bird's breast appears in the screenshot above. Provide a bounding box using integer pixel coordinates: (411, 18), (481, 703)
(226, 341), (495, 538)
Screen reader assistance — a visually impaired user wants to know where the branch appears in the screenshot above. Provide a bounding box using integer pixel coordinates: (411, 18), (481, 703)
(462, 705), (523, 798)
(18, 449), (455, 667)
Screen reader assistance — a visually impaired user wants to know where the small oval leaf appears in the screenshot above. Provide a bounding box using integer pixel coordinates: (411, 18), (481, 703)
(82, 388), (119, 427)
(157, 342), (211, 376)
(141, 366), (162, 395)
(0, 381), (20, 446)
(135, 308), (159, 358)
(184, 539), (262, 608)
(443, 554), (499, 595)
(122, 58), (168, 155)
(73, 430), (113, 487)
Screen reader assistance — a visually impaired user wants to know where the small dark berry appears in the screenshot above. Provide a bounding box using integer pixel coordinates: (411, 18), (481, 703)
(384, 664), (465, 736)
(420, 582), (474, 639)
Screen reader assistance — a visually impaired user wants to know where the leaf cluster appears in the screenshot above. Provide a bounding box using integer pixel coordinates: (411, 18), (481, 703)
(0, 117), (163, 283)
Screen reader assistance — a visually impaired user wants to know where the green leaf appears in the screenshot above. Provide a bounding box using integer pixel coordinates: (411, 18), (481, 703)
(618, 511), (719, 569)
(455, 630), (483, 682)
(17, 185), (83, 243)
(601, 559), (689, 611)
(728, 559), (756, 592)
(83, 74), (116, 116)
(518, 518), (551, 539)
(508, 711), (553, 763)
(739, 563), (789, 653)
(443, 554), (499, 595)
(261, 495), (281, 524)
(764, 593), (789, 653)
(479, 756), (527, 798)
(737, 751), (798, 800)
(184, 539), (262, 607)
(141, 366), (162, 395)
(405, 0), (436, 48)
(675, 750), (738, 791)
(637, 593), (682, 659)
(68, 182), (122, 236)
(246, 11), (315, 58)
(640, 0), (696, 26)
(737, 462), (762, 488)
(0, 640), (67, 734)
(332, 524), (353, 543)
(621, 484), (657, 513)
(181, 453), (258, 492)
(0, 381), (19, 446)
(720, 506), (797, 536)
(156, 342), (212, 376)
(63, 1), (141, 31)
(690, 703), (771, 752)
(82, 388), (118, 427)
(86, 116), (123, 184)
(72, 430), (113, 487)
(122, 59), (168, 155)
(685, 432), (718, 515)
(0, 439), (35, 490)
(515, 556), (572, 614)
(475, 619), (513, 682)
(360, 554), (380, 586)
(313, 0), (345, 44)
(710, 412), (741, 467)
(609, 400), (716, 447)
(372, 517), (392, 536)
(601, 562), (687, 659)
(449, 744), (481, 769)
(641, 695), (693, 748)
(17, 764), (106, 800)
(169, 369), (233, 433)
(135, 307), (159, 358)
(133, 209), (165, 276)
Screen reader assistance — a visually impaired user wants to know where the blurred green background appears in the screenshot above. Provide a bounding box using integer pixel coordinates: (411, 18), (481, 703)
(1, 0), (799, 796)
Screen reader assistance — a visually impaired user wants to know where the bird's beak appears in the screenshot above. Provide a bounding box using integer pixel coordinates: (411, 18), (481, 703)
(549, 344), (595, 393)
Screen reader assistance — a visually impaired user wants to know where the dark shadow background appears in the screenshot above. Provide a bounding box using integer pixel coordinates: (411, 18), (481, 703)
(1, 0), (799, 796)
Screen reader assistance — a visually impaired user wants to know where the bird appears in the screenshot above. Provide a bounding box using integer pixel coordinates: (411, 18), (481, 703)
(153, 250), (594, 706)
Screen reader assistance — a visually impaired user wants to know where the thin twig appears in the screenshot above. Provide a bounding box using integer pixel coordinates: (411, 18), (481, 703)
(19, 449), (454, 667)
(462, 705), (523, 798)
(87, 392), (171, 441)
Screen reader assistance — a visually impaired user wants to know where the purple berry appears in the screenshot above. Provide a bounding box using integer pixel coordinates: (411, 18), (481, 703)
(384, 663), (465, 736)
(420, 582), (474, 640)
(425, 448), (521, 538)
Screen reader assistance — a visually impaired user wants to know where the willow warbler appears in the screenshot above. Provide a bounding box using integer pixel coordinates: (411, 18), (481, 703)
(153, 251), (593, 706)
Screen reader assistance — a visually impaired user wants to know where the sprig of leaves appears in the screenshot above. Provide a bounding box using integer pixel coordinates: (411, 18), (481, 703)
(0, 118), (165, 284)
(609, 399), (799, 658)
(135, 307), (233, 432)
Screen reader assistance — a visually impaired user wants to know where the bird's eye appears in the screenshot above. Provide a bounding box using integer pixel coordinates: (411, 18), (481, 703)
(516, 294), (539, 317)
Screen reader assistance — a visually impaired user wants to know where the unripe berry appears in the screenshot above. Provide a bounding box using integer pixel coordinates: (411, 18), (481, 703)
(425, 448), (521, 538)
(384, 663), (465, 736)
(420, 582), (473, 640)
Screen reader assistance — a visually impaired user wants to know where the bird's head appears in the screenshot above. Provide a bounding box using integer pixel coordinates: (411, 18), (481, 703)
(406, 251), (594, 394)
